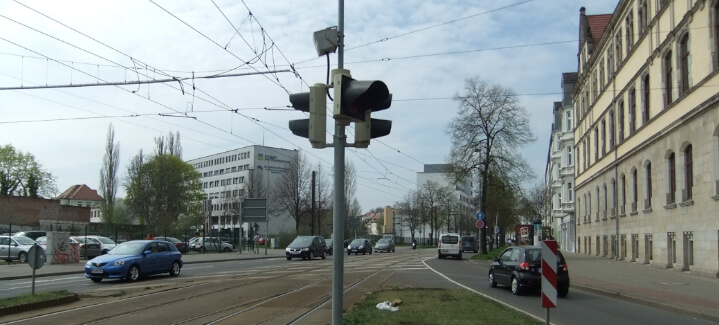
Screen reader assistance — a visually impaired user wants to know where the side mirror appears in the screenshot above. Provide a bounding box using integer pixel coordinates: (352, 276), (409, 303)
(492, 257), (499, 262)
(144, 250), (152, 255)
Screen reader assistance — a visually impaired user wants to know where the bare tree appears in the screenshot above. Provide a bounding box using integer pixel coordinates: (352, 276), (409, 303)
(272, 151), (311, 231)
(154, 131), (182, 158)
(99, 124), (120, 225)
(344, 160), (360, 218)
(245, 168), (265, 199)
(315, 163), (332, 237)
(395, 190), (422, 241)
(419, 180), (452, 245)
(447, 76), (536, 254)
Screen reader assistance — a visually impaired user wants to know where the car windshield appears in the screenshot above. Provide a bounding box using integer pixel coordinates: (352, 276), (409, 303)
(350, 239), (365, 245)
(93, 237), (115, 244)
(378, 238), (390, 243)
(14, 236), (36, 245)
(324, 239), (332, 245)
(291, 237), (313, 246)
(109, 242), (147, 255)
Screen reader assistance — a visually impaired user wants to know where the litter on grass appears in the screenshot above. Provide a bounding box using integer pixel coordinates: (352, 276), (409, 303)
(376, 301), (399, 312)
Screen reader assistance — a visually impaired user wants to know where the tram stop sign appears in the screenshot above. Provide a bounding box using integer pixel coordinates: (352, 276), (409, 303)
(27, 244), (46, 270)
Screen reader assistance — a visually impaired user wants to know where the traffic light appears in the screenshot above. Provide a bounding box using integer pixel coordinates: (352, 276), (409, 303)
(333, 70), (391, 123)
(288, 83), (327, 148)
(354, 112), (392, 148)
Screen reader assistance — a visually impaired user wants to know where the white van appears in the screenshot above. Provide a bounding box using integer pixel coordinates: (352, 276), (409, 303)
(437, 233), (462, 260)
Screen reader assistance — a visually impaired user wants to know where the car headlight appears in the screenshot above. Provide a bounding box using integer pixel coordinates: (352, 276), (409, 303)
(285, 247), (291, 252)
(110, 260), (126, 266)
(302, 247), (309, 251)
(85, 261), (92, 267)
(359, 246), (364, 249)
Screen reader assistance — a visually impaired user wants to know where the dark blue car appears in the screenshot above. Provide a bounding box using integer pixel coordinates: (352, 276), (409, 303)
(85, 240), (183, 282)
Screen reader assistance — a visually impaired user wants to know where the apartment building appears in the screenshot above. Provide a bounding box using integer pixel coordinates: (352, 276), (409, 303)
(546, 73), (577, 252)
(416, 164), (474, 233)
(186, 145), (297, 237)
(574, 2), (719, 277)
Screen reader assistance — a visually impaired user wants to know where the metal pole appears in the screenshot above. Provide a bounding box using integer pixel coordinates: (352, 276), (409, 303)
(332, 4), (345, 323)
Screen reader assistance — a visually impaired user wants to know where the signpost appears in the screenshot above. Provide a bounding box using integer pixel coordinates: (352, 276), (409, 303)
(27, 244), (46, 295)
(541, 240), (558, 324)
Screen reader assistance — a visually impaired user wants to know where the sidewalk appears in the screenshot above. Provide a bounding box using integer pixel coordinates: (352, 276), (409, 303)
(0, 248), (286, 281)
(562, 251), (719, 322)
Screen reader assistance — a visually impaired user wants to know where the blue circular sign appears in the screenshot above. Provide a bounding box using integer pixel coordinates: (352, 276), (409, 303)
(476, 212), (485, 220)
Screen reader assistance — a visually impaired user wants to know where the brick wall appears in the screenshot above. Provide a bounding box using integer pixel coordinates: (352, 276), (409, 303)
(0, 196), (90, 228)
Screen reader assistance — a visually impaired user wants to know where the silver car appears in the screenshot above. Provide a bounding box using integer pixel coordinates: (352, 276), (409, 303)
(191, 237), (233, 253)
(70, 236), (103, 259)
(85, 236), (117, 254)
(0, 235), (37, 263)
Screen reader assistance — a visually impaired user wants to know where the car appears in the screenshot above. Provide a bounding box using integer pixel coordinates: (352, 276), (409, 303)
(12, 231), (47, 240)
(70, 236), (103, 259)
(85, 236), (117, 255)
(324, 238), (333, 255)
(347, 238), (372, 255)
(285, 236), (326, 260)
(437, 233), (462, 259)
(0, 235), (37, 263)
(488, 246), (570, 297)
(374, 238), (395, 253)
(343, 238), (354, 249)
(191, 237), (233, 252)
(85, 240), (183, 282)
(155, 236), (189, 254)
(461, 236), (478, 253)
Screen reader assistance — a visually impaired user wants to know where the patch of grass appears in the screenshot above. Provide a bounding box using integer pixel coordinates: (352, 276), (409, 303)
(471, 245), (507, 261)
(344, 288), (541, 325)
(110, 291), (127, 297)
(0, 290), (73, 308)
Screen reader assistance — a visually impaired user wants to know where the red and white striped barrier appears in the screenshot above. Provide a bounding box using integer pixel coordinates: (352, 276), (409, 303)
(541, 240), (557, 308)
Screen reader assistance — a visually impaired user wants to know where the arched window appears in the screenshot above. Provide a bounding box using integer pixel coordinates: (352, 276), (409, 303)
(679, 33), (690, 96)
(684, 145), (693, 200)
(668, 152), (676, 204)
(596, 187), (600, 221)
(638, 0), (648, 35)
(632, 169), (638, 212)
(629, 88), (636, 134)
(645, 162), (652, 209)
(626, 11), (634, 52)
(642, 74), (650, 124)
(609, 110), (615, 148)
(618, 100), (625, 141)
(620, 174), (626, 214)
(603, 184), (608, 219)
(664, 51), (673, 106)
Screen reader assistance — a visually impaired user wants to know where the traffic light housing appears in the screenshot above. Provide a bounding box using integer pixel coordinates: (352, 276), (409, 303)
(288, 83), (327, 148)
(354, 111), (392, 148)
(333, 70), (391, 123)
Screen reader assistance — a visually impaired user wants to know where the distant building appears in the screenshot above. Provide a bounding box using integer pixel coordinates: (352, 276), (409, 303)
(186, 145), (298, 238)
(56, 185), (103, 223)
(545, 73), (577, 252)
(416, 164), (474, 234)
(574, 3), (719, 277)
(0, 196), (90, 232)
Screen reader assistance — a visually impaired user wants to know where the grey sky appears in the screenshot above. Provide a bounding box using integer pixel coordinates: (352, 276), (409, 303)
(0, 0), (619, 212)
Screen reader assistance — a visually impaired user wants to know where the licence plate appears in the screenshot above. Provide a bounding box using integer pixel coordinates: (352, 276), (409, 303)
(291, 251), (300, 255)
(441, 249), (449, 253)
(91, 268), (104, 274)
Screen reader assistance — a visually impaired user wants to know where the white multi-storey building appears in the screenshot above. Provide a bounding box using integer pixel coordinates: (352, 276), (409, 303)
(546, 73), (578, 252)
(186, 145), (297, 238)
(416, 164), (474, 234)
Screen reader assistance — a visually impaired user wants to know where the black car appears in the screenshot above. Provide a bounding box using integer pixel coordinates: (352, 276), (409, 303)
(347, 238), (372, 255)
(461, 236), (478, 253)
(155, 236), (189, 254)
(488, 246), (570, 297)
(285, 236), (326, 260)
(324, 238), (333, 255)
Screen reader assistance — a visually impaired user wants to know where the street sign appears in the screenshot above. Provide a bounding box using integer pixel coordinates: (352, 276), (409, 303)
(475, 212), (485, 220)
(476, 220), (485, 229)
(541, 240), (558, 309)
(494, 226), (500, 234)
(347, 217), (360, 230)
(242, 198), (267, 223)
(27, 244), (46, 270)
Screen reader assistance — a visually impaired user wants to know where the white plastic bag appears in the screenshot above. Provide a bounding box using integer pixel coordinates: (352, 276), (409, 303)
(375, 301), (399, 312)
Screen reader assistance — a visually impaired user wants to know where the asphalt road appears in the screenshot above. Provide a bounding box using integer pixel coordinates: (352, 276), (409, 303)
(1, 248), (714, 325)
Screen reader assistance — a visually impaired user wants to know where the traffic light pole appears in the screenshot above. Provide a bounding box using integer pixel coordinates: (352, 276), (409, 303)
(332, 1), (345, 324)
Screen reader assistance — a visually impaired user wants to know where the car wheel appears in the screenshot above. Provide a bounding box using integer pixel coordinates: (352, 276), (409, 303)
(438, 254), (443, 259)
(169, 261), (181, 276)
(511, 277), (522, 295)
(369, 249), (372, 255)
(309, 251), (314, 260)
(474, 250), (478, 253)
(348, 251), (351, 255)
(223, 247), (231, 252)
(102, 250), (109, 255)
(18, 252), (27, 263)
(558, 286), (569, 298)
(458, 253), (462, 260)
(287, 256), (292, 260)
(200, 247), (206, 253)
(126, 265), (141, 282)
(488, 271), (497, 288)
(321, 250), (326, 259)
(91, 278), (102, 283)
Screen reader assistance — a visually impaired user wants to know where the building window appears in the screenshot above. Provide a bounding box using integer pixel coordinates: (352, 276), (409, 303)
(668, 152), (676, 204)
(618, 101), (625, 142)
(596, 187), (600, 221)
(646, 162), (652, 208)
(715, 3), (719, 67)
(566, 111), (572, 131)
(594, 127), (599, 162)
(638, 0), (648, 35)
(679, 33), (690, 96)
(621, 174), (626, 214)
(632, 169), (638, 212)
(642, 74), (650, 124)
(601, 120), (606, 155)
(608, 47), (614, 76)
(664, 50), (673, 106)
(603, 184), (608, 218)
(567, 146), (573, 165)
(600, 57), (605, 88)
(609, 110), (615, 149)
(626, 11), (634, 53)
(684, 145), (693, 200)
(615, 32), (623, 65)
(628, 88), (636, 134)
(567, 182), (573, 201)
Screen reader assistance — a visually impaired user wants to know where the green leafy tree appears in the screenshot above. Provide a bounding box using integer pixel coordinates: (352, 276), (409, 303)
(0, 144), (56, 198)
(125, 154), (204, 230)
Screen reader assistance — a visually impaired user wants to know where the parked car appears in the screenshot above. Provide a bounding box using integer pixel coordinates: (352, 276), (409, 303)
(70, 236), (103, 259)
(324, 238), (333, 255)
(155, 236), (189, 254)
(347, 238), (372, 255)
(34, 236), (48, 251)
(191, 237), (233, 253)
(285, 236), (326, 260)
(437, 233), (462, 259)
(85, 240), (183, 282)
(488, 246), (570, 297)
(461, 236), (478, 253)
(374, 238), (395, 253)
(0, 235), (37, 263)
(85, 236), (117, 255)
(12, 231), (46, 240)
(343, 238), (354, 249)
